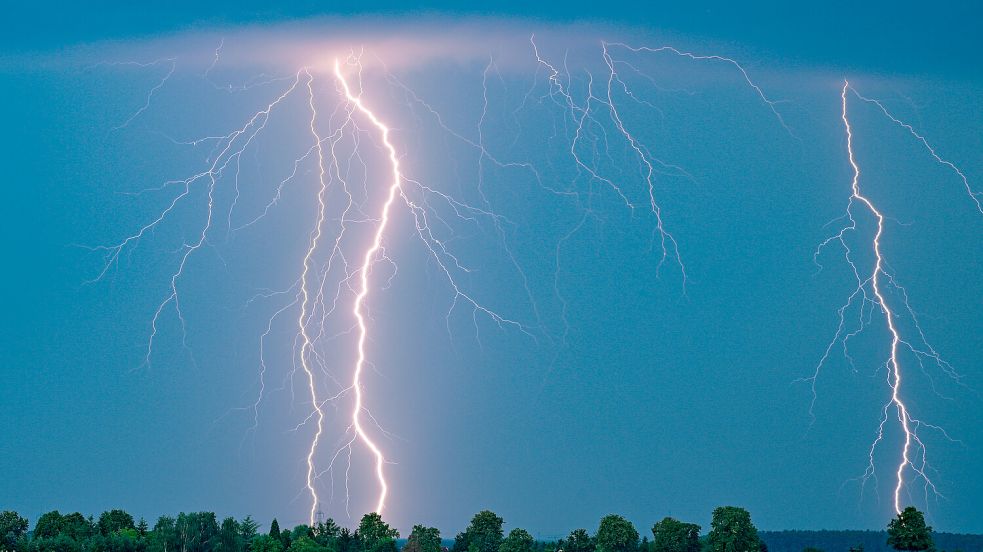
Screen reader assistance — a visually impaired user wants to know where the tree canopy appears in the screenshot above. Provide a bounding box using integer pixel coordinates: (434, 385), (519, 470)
(0, 504), (963, 552)
(499, 530), (534, 552)
(595, 515), (638, 552)
(562, 529), (595, 552)
(454, 511), (504, 552)
(706, 507), (761, 552)
(887, 508), (934, 552)
(0, 511), (29, 551)
(356, 514), (398, 552)
(650, 517), (700, 552)
(403, 526), (440, 552)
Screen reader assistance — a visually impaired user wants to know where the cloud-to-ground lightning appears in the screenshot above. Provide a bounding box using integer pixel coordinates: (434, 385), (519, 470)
(90, 34), (793, 521)
(299, 67), (329, 523)
(334, 57), (397, 516)
(806, 80), (978, 515)
(83, 26), (978, 526)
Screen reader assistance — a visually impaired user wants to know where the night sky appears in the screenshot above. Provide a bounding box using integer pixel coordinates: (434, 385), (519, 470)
(2, 0), (981, 538)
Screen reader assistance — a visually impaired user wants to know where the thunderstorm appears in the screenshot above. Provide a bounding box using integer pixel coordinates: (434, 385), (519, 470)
(13, 18), (979, 532)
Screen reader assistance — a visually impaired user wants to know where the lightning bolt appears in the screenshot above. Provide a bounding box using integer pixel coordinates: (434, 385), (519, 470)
(299, 67), (329, 524)
(840, 80), (917, 515)
(333, 57), (395, 516)
(809, 80), (975, 516)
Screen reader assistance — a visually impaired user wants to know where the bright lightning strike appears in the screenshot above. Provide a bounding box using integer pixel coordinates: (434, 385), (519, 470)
(807, 80), (977, 515)
(299, 67), (330, 524)
(839, 80), (918, 515)
(89, 35), (794, 521)
(334, 57), (396, 517)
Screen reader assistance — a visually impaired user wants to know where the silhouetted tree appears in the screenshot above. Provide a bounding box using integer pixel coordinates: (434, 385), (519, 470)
(0, 511), (29, 551)
(706, 507), (760, 552)
(451, 534), (467, 552)
(651, 517), (700, 552)
(595, 515), (638, 552)
(456, 511), (504, 552)
(217, 518), (243, 552)
(403, 526), (441, 552)
(175, 513), (219, 552)
(311, 521), (339, 550)
(33, 513), (66, 540)
(356, 514), (397, 552)
(563, 530), (595, 552)
(240, 518), (259, 552)
(335, 529), (356, 552)
(499, 530), (533, 552)
(887, 508), (934, 552)
(99, 511), (136, 537)
(148, 517), (178, 552)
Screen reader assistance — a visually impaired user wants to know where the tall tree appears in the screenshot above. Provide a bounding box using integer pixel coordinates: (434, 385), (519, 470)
(402, 526), (441, 552)
(269, 523), (281, 541)
(706, 507), (761, 552)
(175, 513), (219, 552)
(312, 521), (339, 549)
(34, 512), (66, 540)
(356, 514), (397, 552)
(452, 533), (468, 552)
(499, 530), (534, 552)
(459, 511), (504, 552)
(651, 517), (700, 552)
(148, 517), (179, 552)
(335, 529), (356, 552)
(239, 518), (259, 552)
(33, 512), (93, 542)
(99, 511), (136, 536)
(887, 507), (934, 552)
(595, 515), (638, 552)
(61, 514), (95, 542)
(0, 511), (29, 551)
(218, 518), (243, 552)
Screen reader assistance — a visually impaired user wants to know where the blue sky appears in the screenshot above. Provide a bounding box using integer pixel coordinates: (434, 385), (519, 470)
(1, 0), (982, 538)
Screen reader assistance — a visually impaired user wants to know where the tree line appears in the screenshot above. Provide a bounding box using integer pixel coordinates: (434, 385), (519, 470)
(0, 504), (946, 552)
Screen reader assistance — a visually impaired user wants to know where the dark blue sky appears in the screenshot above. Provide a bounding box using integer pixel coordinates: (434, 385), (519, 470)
(2, 0), (982, 539)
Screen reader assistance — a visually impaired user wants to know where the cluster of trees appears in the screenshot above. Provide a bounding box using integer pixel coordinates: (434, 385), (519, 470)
(0, 505), (945, 552)
(0, 510), (400, 552)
